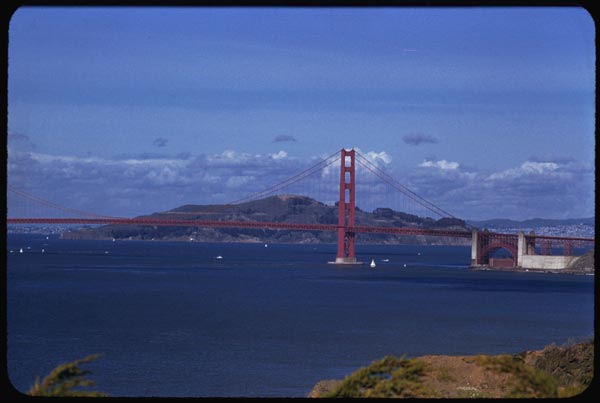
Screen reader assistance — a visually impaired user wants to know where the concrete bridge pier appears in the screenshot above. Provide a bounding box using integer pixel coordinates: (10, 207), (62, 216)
(517, 231), (536, 267)
(470, 229), (478, 266)
(472, 229), (580, 271)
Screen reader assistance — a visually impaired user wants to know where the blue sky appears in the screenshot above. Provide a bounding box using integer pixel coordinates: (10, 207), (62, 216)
(7, 6), (595, 220)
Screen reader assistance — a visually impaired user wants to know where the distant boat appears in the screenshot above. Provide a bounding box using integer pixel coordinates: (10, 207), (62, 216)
(264, 244), (268, 248)
(19, 248), (23, 254)
(403, 264), (407, 267)
(216, 255), (223, 260)
(382, 259), (390, 262)
(370, 259), (376, 268)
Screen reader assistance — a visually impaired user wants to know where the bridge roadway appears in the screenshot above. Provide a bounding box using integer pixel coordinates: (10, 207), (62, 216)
(7, 217), (474, 239)
(6, 217), (595, 244)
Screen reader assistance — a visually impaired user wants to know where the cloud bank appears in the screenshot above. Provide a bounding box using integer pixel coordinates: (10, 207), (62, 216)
(7, 139), (594, 220)
(405, 158), (593, 220)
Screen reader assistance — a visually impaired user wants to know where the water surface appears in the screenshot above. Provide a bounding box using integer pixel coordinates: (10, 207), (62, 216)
(7, 234), (594, 397)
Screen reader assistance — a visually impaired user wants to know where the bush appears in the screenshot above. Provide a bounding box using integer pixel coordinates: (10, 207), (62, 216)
(476, 354), (558, 398)
(325, 355), (434, 398)
(28, 354), (107, 397)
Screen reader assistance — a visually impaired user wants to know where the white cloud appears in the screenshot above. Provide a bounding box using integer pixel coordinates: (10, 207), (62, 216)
(270, 150), (288, 160)
(365, 151), (392, 165)
(216, 149), (239, 161)
(487, 161), (562, 180)
(419, 159), (460, 170)
(353, 147), (392, 166)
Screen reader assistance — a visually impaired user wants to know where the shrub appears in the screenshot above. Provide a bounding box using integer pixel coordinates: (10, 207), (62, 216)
(27, 354), (107, 397)
(325, 355), (434, 398)
(476, 354), (558, 398)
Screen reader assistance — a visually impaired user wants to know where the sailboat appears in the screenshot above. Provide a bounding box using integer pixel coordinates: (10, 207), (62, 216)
(370, 259), (376, 268)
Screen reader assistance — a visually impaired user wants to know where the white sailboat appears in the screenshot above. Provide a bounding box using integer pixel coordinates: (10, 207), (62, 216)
(370, 259), (376, 268)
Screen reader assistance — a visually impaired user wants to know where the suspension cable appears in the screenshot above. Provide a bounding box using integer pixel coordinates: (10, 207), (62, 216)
(354, 151), (457, 219)
(228, 150), (341, 205)
(155, 150), (341, 217)
(7, 185), (121, 219)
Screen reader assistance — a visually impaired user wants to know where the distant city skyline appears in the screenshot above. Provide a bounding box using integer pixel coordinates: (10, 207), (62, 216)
(7, 6), (595, 221)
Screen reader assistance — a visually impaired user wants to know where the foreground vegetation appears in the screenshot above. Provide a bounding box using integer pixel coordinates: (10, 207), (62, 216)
(27, 354), (107, 397)
(311, 339), (594, 398)
(22, 339), (593, 398)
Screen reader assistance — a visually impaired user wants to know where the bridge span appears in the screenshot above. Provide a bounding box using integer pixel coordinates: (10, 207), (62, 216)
(7, 149), (594, 270)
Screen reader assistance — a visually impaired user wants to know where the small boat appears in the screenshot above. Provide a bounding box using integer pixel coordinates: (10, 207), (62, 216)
(370, 259), (376, 268)
(216, 255), (223, 260)
(403, 264), (407, 267)
(264, 244), (268, 248)
(19, 248), (23, 254)
(382, 259), (390, 262)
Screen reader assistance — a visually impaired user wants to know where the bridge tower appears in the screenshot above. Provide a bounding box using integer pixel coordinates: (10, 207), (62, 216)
(332, 148), (361, 264)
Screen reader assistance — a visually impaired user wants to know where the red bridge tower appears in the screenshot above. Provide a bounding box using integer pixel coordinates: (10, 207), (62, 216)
(332, 148), (362, 264)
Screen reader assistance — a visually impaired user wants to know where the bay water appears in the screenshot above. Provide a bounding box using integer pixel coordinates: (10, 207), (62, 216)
(6, 233), (594, 397)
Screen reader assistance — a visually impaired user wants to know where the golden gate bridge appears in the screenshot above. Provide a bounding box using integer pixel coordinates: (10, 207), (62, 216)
(7, 149), (594, 268)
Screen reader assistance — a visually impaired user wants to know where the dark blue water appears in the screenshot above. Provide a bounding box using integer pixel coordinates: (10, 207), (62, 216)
(6, 234), (594, 397)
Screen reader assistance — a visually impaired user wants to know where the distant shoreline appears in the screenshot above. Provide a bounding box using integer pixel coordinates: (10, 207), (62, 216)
(471, 266), (594, 275)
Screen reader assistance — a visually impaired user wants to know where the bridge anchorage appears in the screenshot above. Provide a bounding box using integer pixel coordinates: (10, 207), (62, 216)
(471, 229), (593, 271)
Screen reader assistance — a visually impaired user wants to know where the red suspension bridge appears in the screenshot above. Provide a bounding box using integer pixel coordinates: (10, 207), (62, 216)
(7, 148), (594, 269)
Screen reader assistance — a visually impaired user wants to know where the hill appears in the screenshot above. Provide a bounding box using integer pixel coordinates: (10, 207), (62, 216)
(308, 339), (594, 398)
(61, 194), (469, 245)
(467, 217), (594, 229)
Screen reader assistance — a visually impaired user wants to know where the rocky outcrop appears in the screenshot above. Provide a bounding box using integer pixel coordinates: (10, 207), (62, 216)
(567, 249), (594, 273)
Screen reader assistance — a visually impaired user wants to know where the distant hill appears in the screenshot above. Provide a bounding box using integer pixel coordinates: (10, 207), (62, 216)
(467, 217), (594, 229)
(61, 194), (469, 245)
